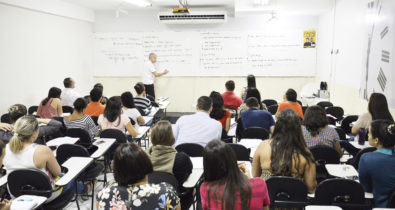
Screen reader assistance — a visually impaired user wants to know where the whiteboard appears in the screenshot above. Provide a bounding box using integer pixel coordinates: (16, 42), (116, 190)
(93, 30), (316, 77)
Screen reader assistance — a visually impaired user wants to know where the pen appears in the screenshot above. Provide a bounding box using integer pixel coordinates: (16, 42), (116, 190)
(0, 192), (7, 202)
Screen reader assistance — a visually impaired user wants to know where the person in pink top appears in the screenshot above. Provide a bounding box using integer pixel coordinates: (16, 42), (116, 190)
(98, 96), (138, 138)
(37, 87), (62, 118)
(222, 80), (243, 109)
(200, 140), (270, 210)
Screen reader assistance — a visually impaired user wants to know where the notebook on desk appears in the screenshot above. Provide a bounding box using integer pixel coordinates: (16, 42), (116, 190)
(46, 137), (79, 147)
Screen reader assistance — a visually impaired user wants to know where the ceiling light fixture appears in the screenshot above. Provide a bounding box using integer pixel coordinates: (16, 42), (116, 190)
(123, 0), (151, 7)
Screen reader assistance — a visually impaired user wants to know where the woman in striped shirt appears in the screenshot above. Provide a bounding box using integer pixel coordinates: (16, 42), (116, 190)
(64, 98), (99, 140)
(133, 82), (152, 115)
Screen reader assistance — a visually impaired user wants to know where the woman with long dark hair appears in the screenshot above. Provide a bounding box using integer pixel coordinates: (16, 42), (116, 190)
(121, 91), (145, 125)
(200, 140), (270, 210)
(37, 87), (62, 118)
(252, 108), (316, 193)
(209, 91), (231, 132)
(240, 74), (257, 101)
(359, 120), (395, 208)
(302, 105), (342, 156)
(98, 96), (138, 138)
(342, 93), (394, 156)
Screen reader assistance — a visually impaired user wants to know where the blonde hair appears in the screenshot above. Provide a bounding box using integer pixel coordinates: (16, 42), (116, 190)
(151, 120), (175, 146)
(9, 116), (39, 153)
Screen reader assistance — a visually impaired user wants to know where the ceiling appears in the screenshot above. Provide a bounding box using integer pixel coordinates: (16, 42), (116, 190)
(63, 0), (334, 16)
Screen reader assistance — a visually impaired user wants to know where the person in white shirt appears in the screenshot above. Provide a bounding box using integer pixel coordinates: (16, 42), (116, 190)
(61, 77), (80, 107)
(173, 96), (223, 147)
(142, 53), (169, 99)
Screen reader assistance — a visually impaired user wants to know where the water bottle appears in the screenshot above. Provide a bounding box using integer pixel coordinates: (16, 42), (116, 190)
(358, 128), (366, 145)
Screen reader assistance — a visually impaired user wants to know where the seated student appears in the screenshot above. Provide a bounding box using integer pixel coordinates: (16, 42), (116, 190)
(209, 91), (231, 132)
(61, 77), (80, 108)
(146, 120), (193, 209)
(98, 96), (138, 138)
(0, 104), (62, 143)
(241, 97), (275, 133)
(276, 88), (304, 119)
(96, 143), (180, 210)
(84, 88), (105, 117)
(93, 83), (108, 105)
(37, 87), (63, 118)
(121, 91), (145, 125)
(302, 105), (342, 157)
(133, 82), (153, 115)
(342, 93), (394, 156)
(252, 109), (316, 193)
(240, 74), (257, 101)
(238, 88), (267, 119)
(3, 116), (76, 202)
(358, 120), (395, 208)
(222, 80), (243, 109)
(64, 98), (99, 140)
(200, 140), (270, 210)
(0, 140), (12, 210)
(173, 96), (222, 147)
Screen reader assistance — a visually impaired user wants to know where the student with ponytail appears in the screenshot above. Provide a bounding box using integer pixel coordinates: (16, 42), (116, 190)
(3, 116), (64, 202)
(358, 120), (395, 208)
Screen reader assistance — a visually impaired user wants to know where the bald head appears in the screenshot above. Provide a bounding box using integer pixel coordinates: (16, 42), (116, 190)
(149, 53), (157, 63)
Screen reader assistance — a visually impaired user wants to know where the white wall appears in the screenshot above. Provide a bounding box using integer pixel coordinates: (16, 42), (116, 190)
(0, 3), (94, 114)
(94, 10), (319, 112)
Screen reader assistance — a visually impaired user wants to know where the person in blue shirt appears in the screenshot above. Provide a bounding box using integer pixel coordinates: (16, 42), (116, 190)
(359, 120), (395, 208)
(241, 97), (275, 134)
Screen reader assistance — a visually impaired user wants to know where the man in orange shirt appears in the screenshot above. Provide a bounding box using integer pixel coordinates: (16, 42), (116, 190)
(84, 88), (105, 117)
(276, 88), (304, 119)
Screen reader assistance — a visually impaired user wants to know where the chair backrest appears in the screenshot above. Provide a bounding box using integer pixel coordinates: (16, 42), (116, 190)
(388, 190), (395, 208)
(335, 127), (346, 140)
(326, 106), (345, 121)
(341, 115), (359, 135)
(352, 147), (376, 169)
(56, 144), (90, 165)
(228, 143), (250, 161)
(0, 114), (10, 123)
(28, 106), (39, 115)
(62, 106), (73, 114)
(66, 128), (92, 147)
(8, 169), (53, 198)
(148, 171), (179, 190)
(310, 145), (340, 164)
(268, 104), (278, 115)
(91, 116), (99, 126)
(317, 101), (333, 109)
(266, 176), (309, 209)
(241, 127), (269, 141)
(100, 129), (127, 143)
(297, 100), (303, 106)
(224, 106), (237, 119)
(175, 143), (204, 157)
(262, 99), (277, 107)
(314, 178), (366, 209)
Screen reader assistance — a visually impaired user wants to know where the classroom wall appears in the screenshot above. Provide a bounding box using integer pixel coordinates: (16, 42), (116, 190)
(94, 10), (318, 112)
(316, 0), (371, 115)
(0, 3), (94, 114)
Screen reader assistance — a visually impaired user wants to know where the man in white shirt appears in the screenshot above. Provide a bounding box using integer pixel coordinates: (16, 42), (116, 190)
(61, 77), (80, 107)
(173, 96), (223, 147)
(142, 53), (168, 99)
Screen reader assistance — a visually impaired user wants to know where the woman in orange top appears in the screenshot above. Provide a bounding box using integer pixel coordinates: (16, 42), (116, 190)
(276, 88), (304, 119)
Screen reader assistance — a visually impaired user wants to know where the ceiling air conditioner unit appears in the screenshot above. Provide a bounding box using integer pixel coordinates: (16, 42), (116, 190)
(158, 9), (227, 24)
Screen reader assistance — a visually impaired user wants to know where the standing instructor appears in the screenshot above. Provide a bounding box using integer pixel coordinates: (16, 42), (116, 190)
(142, 53), (169, 99)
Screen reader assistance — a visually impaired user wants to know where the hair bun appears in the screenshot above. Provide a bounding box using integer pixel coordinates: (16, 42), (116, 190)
(388, 124), (395, 135)
(8, 106), (18, 113)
